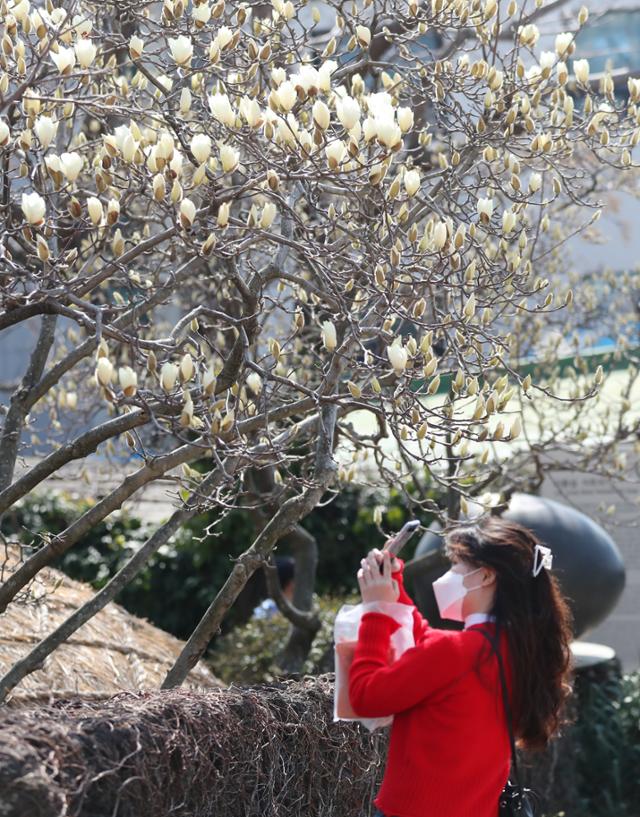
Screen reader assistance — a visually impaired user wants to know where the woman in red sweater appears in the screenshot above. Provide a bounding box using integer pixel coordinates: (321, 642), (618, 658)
(348, 517), (573, 817)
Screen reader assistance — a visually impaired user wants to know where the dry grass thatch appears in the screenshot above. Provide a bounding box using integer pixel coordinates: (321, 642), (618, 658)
(0, 546), (223, 706)
(0, 677), (387, 817)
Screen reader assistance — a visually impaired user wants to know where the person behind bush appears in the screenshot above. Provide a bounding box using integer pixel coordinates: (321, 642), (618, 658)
(349, 517), (574, 817)
(252, 556), (296, 620)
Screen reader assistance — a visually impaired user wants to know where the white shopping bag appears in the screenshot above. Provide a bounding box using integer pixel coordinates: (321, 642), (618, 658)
(333, 601), (415, 732)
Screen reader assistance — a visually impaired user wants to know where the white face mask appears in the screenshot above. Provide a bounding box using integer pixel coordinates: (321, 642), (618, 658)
(432, 567), (485, 622)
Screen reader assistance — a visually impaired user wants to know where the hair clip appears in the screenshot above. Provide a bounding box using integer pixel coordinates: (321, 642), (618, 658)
(532, 544), (553, 577)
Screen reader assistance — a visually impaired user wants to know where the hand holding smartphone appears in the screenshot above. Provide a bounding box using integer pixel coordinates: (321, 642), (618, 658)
(373, 519), (420, 573)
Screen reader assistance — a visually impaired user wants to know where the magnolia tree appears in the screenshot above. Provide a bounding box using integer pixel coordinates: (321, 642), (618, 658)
(0, 0), (637, 699)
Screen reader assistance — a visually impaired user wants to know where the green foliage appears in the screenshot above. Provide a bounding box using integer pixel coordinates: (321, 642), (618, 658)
(569, 668), (640, 817)
(301, 483), (435, 595)
(0, 483), (434, 643)
(0, 492), (257, 639)
(210, 593), (359, 685)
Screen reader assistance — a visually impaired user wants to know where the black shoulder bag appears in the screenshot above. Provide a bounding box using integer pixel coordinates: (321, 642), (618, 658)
(477, 629), (542, 817)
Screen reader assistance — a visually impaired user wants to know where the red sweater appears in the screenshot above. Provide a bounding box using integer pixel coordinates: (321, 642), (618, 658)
(349, 560), (513, 817)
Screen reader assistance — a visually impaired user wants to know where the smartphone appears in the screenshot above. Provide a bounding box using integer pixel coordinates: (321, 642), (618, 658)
(383, 519), (421, 558)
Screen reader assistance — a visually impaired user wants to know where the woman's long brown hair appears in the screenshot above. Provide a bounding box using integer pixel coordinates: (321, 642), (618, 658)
(444, 516), (574, 751)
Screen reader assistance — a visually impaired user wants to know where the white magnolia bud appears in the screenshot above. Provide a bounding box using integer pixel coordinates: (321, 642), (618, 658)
(118, 366), (138, 396)
(404, 169), (420, 197)
(95, 357), (114, 387)
(477, 197), (494, 222)
(219, 144), (239, 173)
(169, 35), (193, 66)
(75, 38), (97, 68)
(208, 93), (236, 126)
(313, 100), (330, 130)
(260, 202), (277, 229)
(21, 191), (46, 225)
(321, 320), (337, 351)
(387, 340), (408, 375)
(433, 221), (448, 250)
(35, 115), (57, 149)
(555, 32), (573, 58)
(573, 59), (590, 85)
(87, 196), (103, 225)
(180, 198), (196, 228)
(191, 133), (212, 163)
(528, 172), (542, 193)
(160, 362), (179, 391)
(180, 352), (195, 382)
(51, 46), (75, 74)
(276, 81), (297, 111)
(60, 152), (83, 181)
(129, 35), (144, 59)
(502, 210), (517, 234)
(397, 107), (414, 133)
(336, 96), (361, 130)
(246, 371), (263, 395)
(0, 120), (10, 147)
(356, 25), (371, 47)
(217, 201), (230, 227)
(325, 140), (346, 170)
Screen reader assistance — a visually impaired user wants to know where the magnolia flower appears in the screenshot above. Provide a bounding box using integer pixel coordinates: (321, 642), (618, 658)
(169, 35), (193, 66)
(336, 96), (360, 130)
(75, 38), (97, 68)
(404, 169), (420, 197)
(219, 144), (239, 172)
(209, 93), (236, 126)
(217, 201), (230, 227)
(321, 320), (337, 352)
(180, 198), (197, 228)
(239, 96), (262, 128)
(502, 210), (517, 233)
(397, 107), (414, 133)
(292, 64), (319, 94)
(190, 133), (211, 164)
(202, 367), (216, 396)
(433, 221), (448, 250)
(477, 197), (494, 222)
(387, 340), (408, 375)
(312, 99), (330, 130)
(317, 60), (337, 92)
(275, 81), (297, 112)
(73, 11), (92, 34)
(356, 25), (371, 47)
(11, 0), (29, 23)
(160, 362), (179, 391)
(21, 191), (46, 225)
(87, 197), (103, 225)
(628, 77), (640, 101)
(107, 199), (120, 225)
(518, 23), (539, 46)
(51, 46), (75, 74)
(216, 26), (234, 49)
(129, 35), (144, 59)
(246, 371), (262, 395)
(539, 51), (555, 72)
(574, 58), (590, 84)
(66, 392), (78, 410)
(260, 202), (277, 229)
(34, 115), (57, 149)
(528, 172), (542, 193)
(118, 366), (138, 397)
(271, 67), (286, 86)
(555, 32), (573, 58)
(376, 116), (402, 149)
(325, 140), (346, 170)
(192, 2), (211, 25)
(60, 151), (83, 181)
(95, 357), (114, 388)
(0, 120), (9, 147)
(180, 353), (194, 382)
